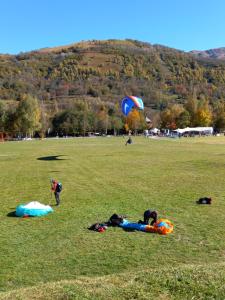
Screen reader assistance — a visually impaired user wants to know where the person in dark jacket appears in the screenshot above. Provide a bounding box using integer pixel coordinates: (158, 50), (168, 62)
(125, 137), (132, 146)
(139, 209), (158, 225)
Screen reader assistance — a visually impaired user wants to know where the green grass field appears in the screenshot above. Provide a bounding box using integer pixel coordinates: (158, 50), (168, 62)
(0, 136), (225, 299)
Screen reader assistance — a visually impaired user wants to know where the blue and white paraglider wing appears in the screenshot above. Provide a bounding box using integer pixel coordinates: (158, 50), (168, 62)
(121, 96), (144, 116)
(121, 96), (135, 116)
(16, 201), (53, 217)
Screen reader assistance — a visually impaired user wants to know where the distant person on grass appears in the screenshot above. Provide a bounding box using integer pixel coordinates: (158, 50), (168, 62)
(125, 137), (133, 146)
(51, 179), (62, 206)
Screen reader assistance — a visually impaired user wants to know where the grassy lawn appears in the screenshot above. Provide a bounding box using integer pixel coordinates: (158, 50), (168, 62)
(0, 136), (225, 299)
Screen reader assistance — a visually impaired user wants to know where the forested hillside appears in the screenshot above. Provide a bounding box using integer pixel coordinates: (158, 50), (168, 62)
(1, 39), (225, 136)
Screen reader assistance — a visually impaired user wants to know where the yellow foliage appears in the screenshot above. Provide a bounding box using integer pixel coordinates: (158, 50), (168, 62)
(126, 109), (141, 131)
(124, 123), (129, 132)
(196, 109), (212, 126)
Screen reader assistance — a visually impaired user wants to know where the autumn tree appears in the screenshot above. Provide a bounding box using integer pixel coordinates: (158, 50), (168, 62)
(4, 106), (17, 134)
(160, 104), (184, 129)
(75, 101), (93, 136)
(184, 96), (198, 126)
(52, 110), (79, 136)
(14, 95), (41, 137)
(213, 101), (225, 132)
(39, 104), (50, 138)
(96, 105), (109, 134)
(52, 102), (95, 136)
(126, 109), (145, 134)
(176, 110), (191, 128)
(0, 102), (7, 132)
(195, 99), (212, 126)
(108, 104), (123, 135)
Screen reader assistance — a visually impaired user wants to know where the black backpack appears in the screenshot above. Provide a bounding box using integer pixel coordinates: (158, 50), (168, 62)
(56, 182), (62, 192)
(196, 197), (212, 204)
(109, 214), (124, 226)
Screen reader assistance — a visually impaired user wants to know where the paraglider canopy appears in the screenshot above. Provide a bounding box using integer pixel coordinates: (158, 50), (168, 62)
(16, 201), (53, 217)
(121, 96), (144, 116)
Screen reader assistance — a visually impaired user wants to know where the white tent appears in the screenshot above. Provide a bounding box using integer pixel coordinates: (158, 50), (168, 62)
(149, 128), (160, 134)
(173, 127), (213, 135)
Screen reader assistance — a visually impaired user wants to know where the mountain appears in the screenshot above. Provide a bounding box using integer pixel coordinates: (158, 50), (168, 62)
(1, 39), (225, 112)
(190, 47), (225, 60)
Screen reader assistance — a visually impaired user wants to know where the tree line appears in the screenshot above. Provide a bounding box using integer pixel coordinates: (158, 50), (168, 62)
(1, 93), (225, 139)
(0, 95), (145, 138)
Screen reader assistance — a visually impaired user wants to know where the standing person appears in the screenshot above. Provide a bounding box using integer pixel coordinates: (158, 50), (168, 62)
(51, 179), (62, 206)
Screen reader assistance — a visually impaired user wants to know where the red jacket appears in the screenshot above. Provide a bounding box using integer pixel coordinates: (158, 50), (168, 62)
(51, 181), (58, 192)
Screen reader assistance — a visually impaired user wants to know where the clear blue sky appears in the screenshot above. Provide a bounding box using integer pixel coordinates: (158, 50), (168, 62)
(1, 0), (225, 54)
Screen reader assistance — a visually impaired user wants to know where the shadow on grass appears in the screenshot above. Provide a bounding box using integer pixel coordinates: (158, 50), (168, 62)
(7, 211), (17, 217)
(37, 155), (67, 161)
(121, 228), (136, 232)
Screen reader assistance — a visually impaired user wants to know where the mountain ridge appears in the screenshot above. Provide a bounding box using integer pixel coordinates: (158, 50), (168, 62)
(190, 47), (225, 60)
(2, 39), (225, 61)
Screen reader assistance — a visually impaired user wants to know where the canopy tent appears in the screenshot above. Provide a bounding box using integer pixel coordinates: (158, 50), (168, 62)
(173, 127), (213, 135)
